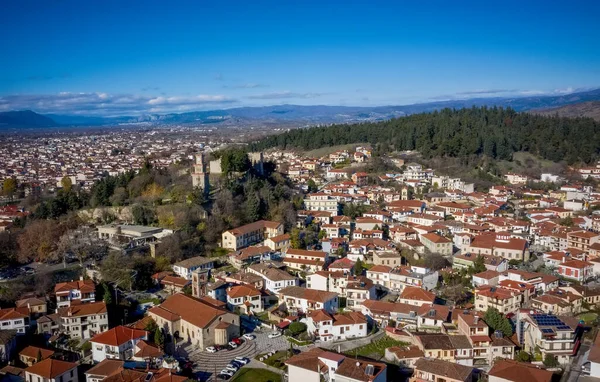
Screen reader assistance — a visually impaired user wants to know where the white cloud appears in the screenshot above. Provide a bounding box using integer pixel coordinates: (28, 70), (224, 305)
(0, 92), (237, 116)
(247, 91), (326, 100)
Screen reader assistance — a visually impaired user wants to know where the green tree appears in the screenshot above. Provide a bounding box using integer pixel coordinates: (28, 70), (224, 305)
(354, 258), (365, 276)
(288, 322), (307, 336)
(472, 255), (486, 274)
(307, 179), (318, 193)
(516, 351), (532, 362)
(245, 192), (261, 222)
(144, 318), (159, 334)
(103, 283), (114, 305)
(61, 176), (73, 192)
(290, 228), (304, 249)
(318, 230), (327, 240)
(483, 307), (513, 337)
(154, 328), (165, 350)
(543, 354), (559, 367)
(2, 177), (17, 198)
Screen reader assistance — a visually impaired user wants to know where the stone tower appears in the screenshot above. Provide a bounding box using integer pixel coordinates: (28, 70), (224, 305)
(191, 268), (210, 298)
(191, 153), (210, 195)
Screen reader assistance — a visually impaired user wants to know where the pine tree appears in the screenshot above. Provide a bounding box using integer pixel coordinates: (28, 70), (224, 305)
(154, 328), (165, 350)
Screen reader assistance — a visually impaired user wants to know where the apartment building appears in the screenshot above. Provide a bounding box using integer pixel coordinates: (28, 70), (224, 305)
(59, 301), (108, 339)
(474, 286), (521, 314)
(567, 230), (600, 252)
(303, 193), (340, 216)
(221, 220), (283, 251)
(466, 233), (529, 262)
(517, 312), (575, 365)
(420, 233), (453, 256)
(283, 248), (329, 272)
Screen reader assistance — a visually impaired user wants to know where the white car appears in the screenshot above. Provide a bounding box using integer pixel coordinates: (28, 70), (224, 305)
(205, 346), (217, 353)
(234, 357), (250, 365)
(268, 332), (282, 338)
(228, 341), (238, 348)
(242, 334), (255, 340)
(225, 364), (239, 372)
(220, 370), (234, 377)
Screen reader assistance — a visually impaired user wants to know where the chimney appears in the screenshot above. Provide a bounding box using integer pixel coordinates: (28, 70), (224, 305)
(474, 315), (479, 324)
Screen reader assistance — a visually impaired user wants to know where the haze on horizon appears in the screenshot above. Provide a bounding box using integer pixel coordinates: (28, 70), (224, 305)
(1, 0), (599, 116)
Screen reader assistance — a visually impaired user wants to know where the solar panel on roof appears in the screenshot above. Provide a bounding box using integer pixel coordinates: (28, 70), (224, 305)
(541, 328), (554, 334)
(556, 325), (571, 330)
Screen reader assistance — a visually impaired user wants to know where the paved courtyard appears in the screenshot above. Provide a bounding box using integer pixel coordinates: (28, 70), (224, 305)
(178, 329), (290, 381)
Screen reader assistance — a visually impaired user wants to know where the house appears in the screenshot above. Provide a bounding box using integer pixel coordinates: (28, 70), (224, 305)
(286, 348), (386, 382)
(367, 265), (438, 292)
(372, 252), (402, 267)
(36, 313), (60, 336)
(221, 220), (284, 251)
(90, 326), (148, 363)
(411, 358), (474, 382)
(15, 297), (47, 318)
(466, 233), (529, 262)
(360, 300), (419, 328)
(0, 307), (29, 334)
(474, 286), (521, 314)
(488, 359), (553, 382)
(226, 284), (264, 315)
(54, 279), (96, 308)
(156, 275), (190, 294)
(19, 346), (54, 367)
(472, 270), (501, 287)
(283, 249), (329, 272)
(59, 301), (109, 339)
(172, 256), (214, 280)
(278, 286), (338, 314)
(420, 233), (453, 256)
(25, 359), (78, 382)
(228, 245), (273, 269)
(345, 277), (376, 310)
(84, 360), (185, 382)
(384, 346), (424, 368)
(306, 310), (368, 342)
(147, 293), (240, 348)
(264, 234), (291, 252)
(417, 304), (450, 331)
(398, 286), (436, 307)
(517, 312), (575, 365)
(328, 258), (355, 275)
(557, 258), (594, 282)
(246, 263), (299, 293)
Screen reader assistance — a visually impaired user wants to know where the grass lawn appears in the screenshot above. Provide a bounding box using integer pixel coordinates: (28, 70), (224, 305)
(345, 336), (410, 360)
(304, 143), (368, 158)
(231, 368), (281, 382)
(578, 312), (598, 324)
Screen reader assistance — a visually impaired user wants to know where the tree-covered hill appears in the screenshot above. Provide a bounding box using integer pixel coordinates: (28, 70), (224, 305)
(251, 107), (600, 164)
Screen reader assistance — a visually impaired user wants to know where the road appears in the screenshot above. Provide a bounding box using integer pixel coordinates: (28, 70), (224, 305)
(566, 343), (591, 382)
(0, 260), (91, 283)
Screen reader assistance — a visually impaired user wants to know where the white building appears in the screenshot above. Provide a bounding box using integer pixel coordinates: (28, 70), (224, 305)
(247, 263), (299, 293)
(172, 256), (214, 280)
(278, 286), (338, 314)
(306, 310), (368, 342)
(59, 301), (109, 340)
(0, 307), (29, 335)
(90, 326), (148, 363)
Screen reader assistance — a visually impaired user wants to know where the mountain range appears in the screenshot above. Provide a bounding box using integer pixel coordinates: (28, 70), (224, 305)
(2, 88), (600, 129)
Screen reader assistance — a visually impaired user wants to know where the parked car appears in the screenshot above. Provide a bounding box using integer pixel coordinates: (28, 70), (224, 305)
(228, 341), (238, 349)
(225, 364), (239, 372)
(205, 346), (217, 353)
(268, 332), (282, 338)
(231, 337), (243, 345)
(220, 369), (235, 377)
(234, 357), (250, 365)
(217, 374), (231, 381)
(242, 334), (255, 340)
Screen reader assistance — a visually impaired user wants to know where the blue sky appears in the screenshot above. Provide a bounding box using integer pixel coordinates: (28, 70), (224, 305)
(1, 0), (599, 116)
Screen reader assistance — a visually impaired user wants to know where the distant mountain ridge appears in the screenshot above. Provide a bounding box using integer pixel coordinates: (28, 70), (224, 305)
(530, 101), (600, 121)
(2, 88), (600, 128)
(0, 110), (57, 128)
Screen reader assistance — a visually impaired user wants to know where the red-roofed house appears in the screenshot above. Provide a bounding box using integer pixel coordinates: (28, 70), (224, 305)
(226, 284), (264, 314)
(25, 359), (78, 382)
(54, 279), (96, 308)
(557, 259), (594, 282)
(90, 326), (148, 363)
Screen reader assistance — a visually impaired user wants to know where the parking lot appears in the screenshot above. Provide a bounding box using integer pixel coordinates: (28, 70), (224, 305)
(178, 330), (290, 381)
